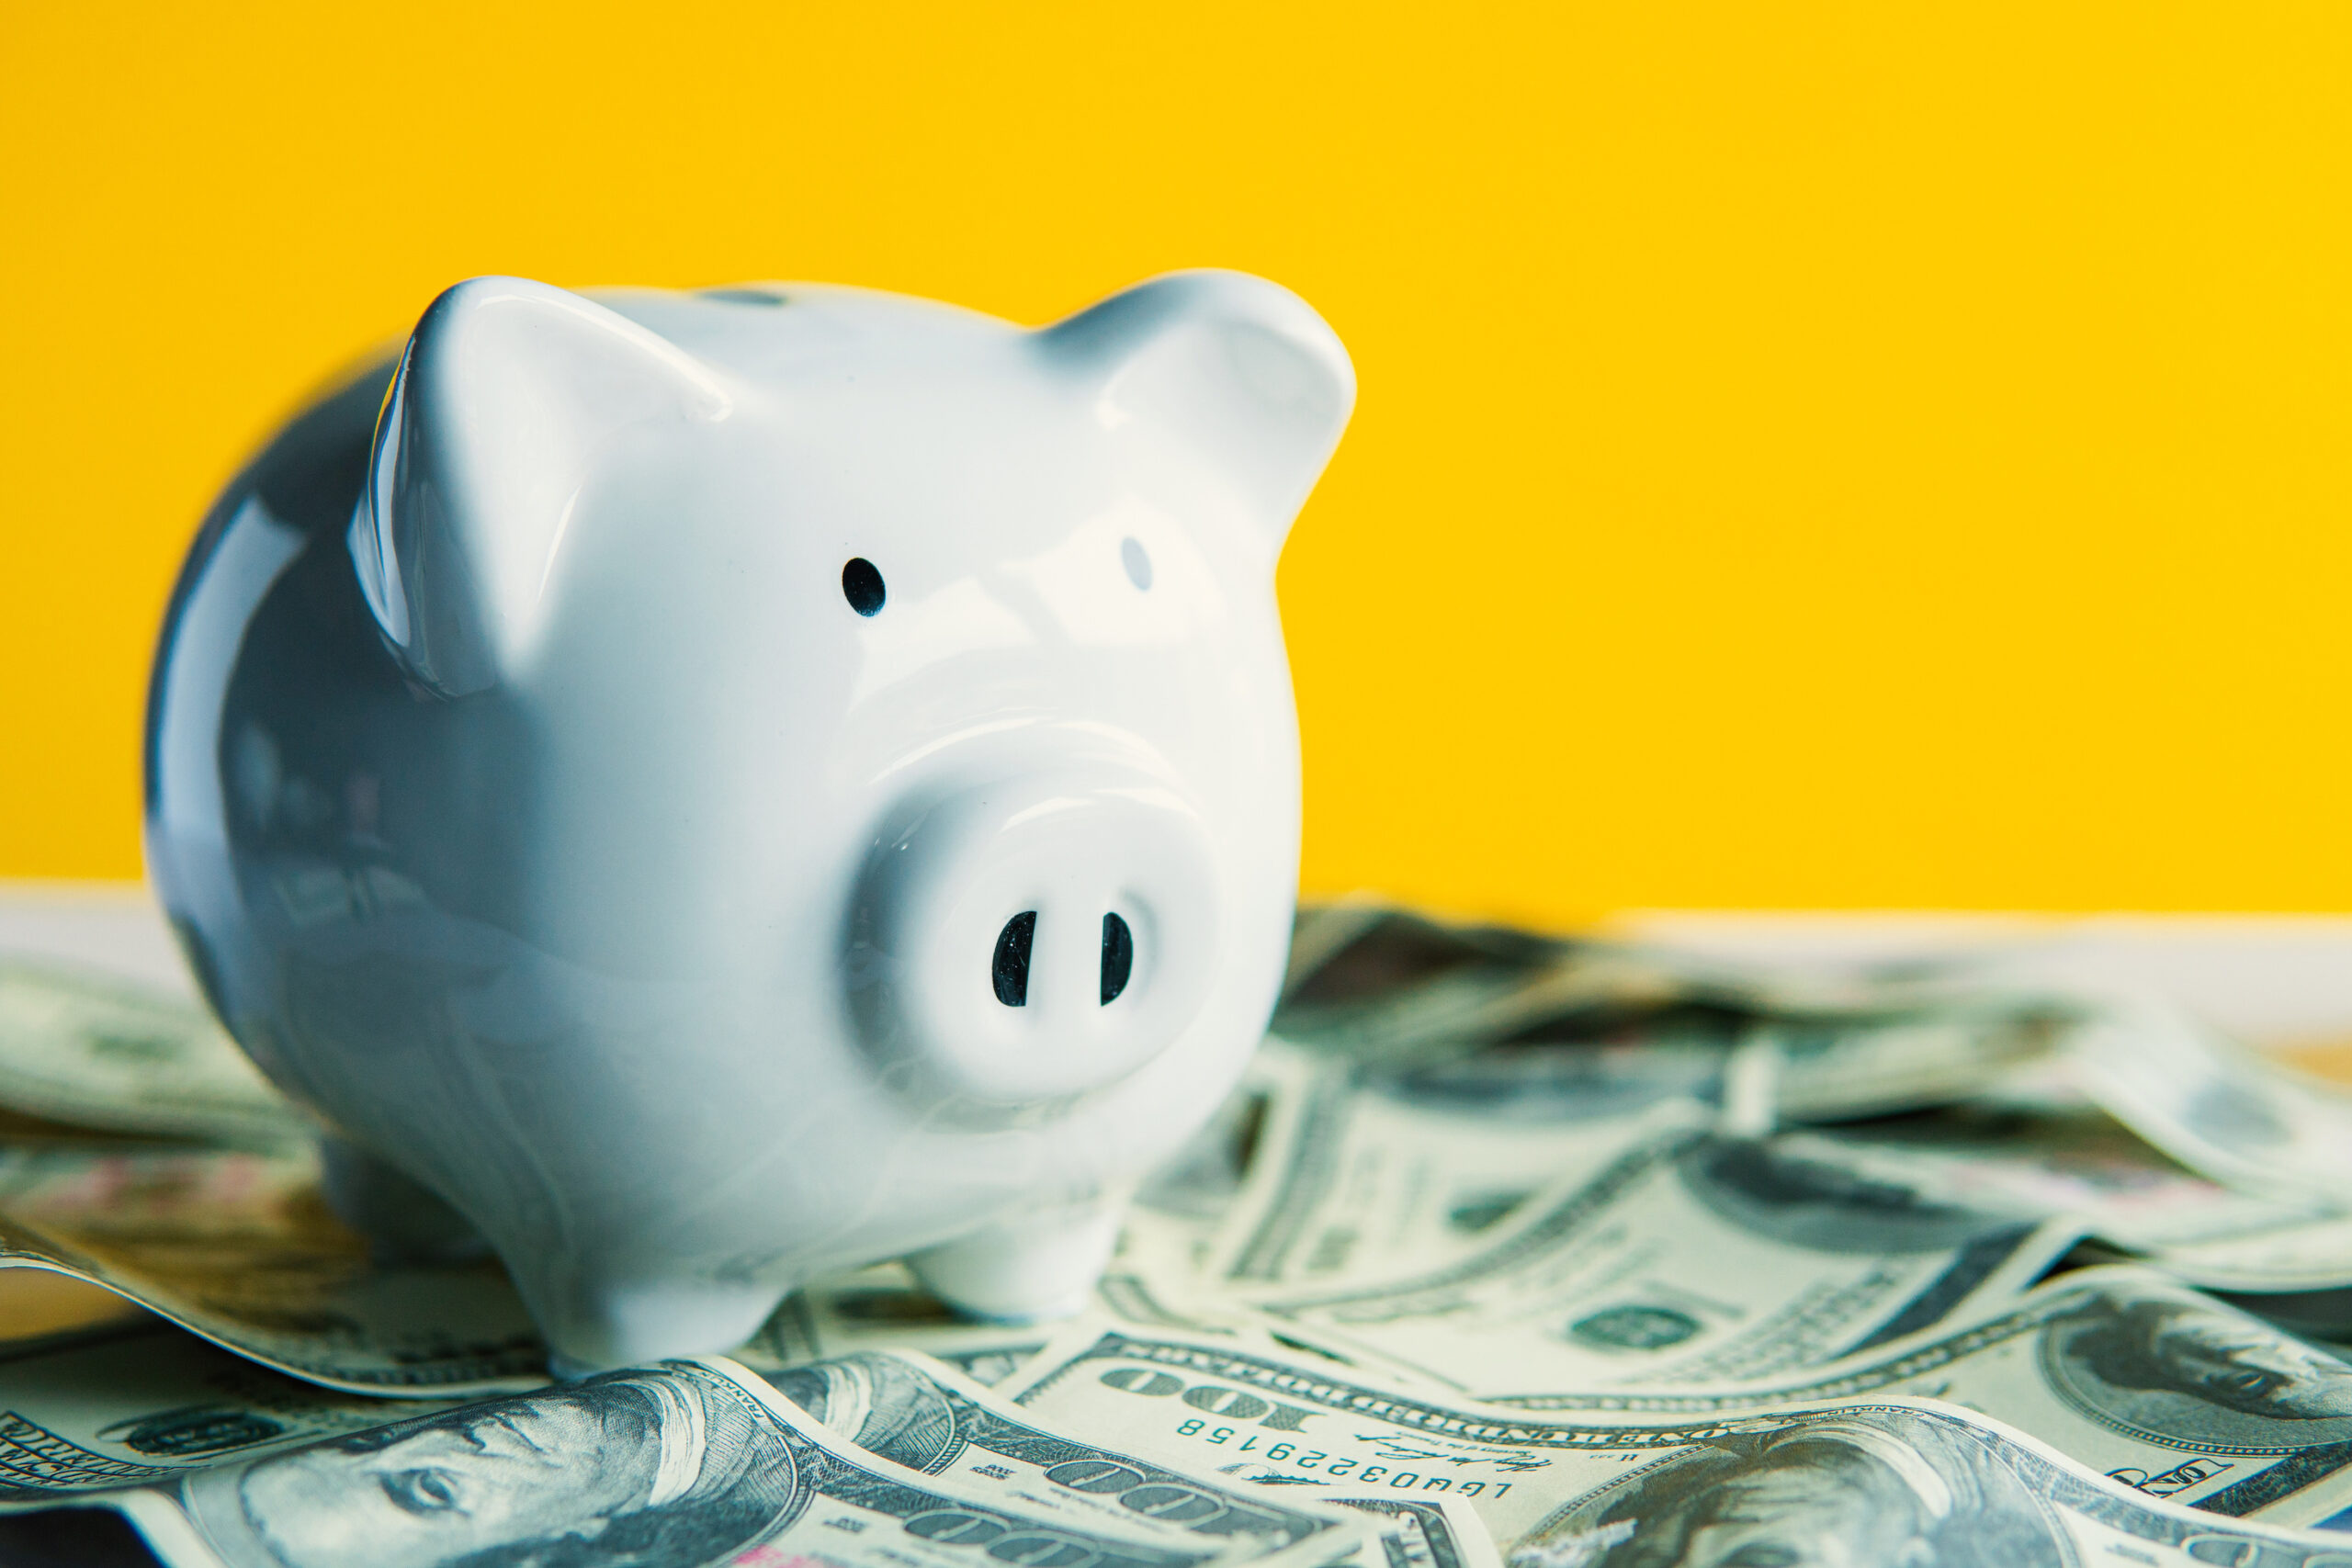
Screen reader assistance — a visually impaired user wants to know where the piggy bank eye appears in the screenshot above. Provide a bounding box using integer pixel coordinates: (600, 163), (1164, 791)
(842, 558), (886, 615)
(1120, 537), (1152, 592)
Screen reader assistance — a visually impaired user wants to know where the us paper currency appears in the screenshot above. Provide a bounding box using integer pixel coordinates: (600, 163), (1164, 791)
(1756, 1100), (2352, 1292)
(0, 961), (301, 1145)
(1274, 908), (2065, 1128)
(1216, 1019), (2067, 1298)
(1793, 1097), (2324, 1252)
(1281, 905), (2352, 1247)
(1747, 998), (2068, 1124)
(0, 1326), (1377, 1563)
(0, 1142), (548, 1395)
(6, 906), (2352, 1565)
(0, 1319), (477, 1505)
(1211, 1064), (1715, 1291)
(1229, 1120), (2083, 1393)
(1211, 1028), (2352, 1335)
(1272, 909), (1571, 1062)
(0, 1141), (1200, 1400)
(2067, 993), (2352, 1211)
(114, 1352), (1354, 1568)
(1477, 1265), (2352, 1523)
(741, 1264), (1052, 1387)
(0, 1322), (1385, 1568)
(763, 1348), (1369, 1563)
(1003, 1325), (2352, 1562)
(2153, 1222), (2352, 1296)
(1324, 1495), (1501, 1568)
(1133, 1052), (1295, 1275)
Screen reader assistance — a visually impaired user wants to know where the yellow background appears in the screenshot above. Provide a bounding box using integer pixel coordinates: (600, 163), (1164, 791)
(5, 5), (2348, 926)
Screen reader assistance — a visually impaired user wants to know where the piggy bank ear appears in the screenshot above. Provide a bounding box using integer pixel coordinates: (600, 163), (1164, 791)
(349, 276), (731, 695)
(1037, 271), (1354, 552)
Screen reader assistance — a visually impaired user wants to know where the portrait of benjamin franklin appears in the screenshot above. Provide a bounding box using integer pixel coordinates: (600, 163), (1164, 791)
(179, 1361), (803, 1568)
(1518, 1408), (2064, 1568)
(1674, 1136), (2013, 1254)
(2044, 1288), (2352, 1452)
(763, 1351), (964, 1473)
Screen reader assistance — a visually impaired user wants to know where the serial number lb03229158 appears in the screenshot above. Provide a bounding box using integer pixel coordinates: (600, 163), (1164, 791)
(1088, 1367), (1522, 1499)
(1167, 1419), (1516, 1497)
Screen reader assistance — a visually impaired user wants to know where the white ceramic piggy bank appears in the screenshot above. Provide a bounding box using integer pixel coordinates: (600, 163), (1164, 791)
(145, 271), (1351, 1371)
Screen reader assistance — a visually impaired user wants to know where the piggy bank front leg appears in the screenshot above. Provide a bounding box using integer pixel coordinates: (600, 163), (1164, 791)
(909, 1197), (1125, 1322)
(515, 1263), (797, 1378)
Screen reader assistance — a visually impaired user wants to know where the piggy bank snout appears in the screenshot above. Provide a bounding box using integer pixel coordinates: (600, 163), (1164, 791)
(849, 769), (1221, 1104)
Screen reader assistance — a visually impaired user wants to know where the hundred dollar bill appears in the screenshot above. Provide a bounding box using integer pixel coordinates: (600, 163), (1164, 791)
(740, 1263), (1053, 1388)
(102, 1350), (1334, 1568)
(0, 1140), (1227, 1401)
(1476, 1264), (2352, 1524)
(0, 1141), (548, 1395)
(2067, 992), (2352, 1212)
(1266, 906), (1888, 1067)
(0, 960), (301, 1146)
(1273, 910), (1575, 1065)
(1275, 906), (2065, 1117)
(1755, 1100), (2352, 1293)
(1132, 1048), (1301, 1283)
(1213, 1017), (2074, 1301)
(1140, 1071), (1278, 1224)
(1750, 998), (2068, 1124)
(763, 1348), (1370, 1564)
(0, 1322), (1369, 1568)
(1276, 902), (1868, 1044)
(1211, 1066), (1714, 1291)
(1003, 1325), (2352, 1565)
(1280, 907), (1566, 1007)
(1283, 910), (2352, 1247)
(1445, 979), (2064, 1130)
(2150, 1221), (2352, 1296)
(1101, 1050), (1431, 1346)
(1282, 903), (1421, 1003)
(1232, 1122), (2083, 1393)
(0, 1318), (476, 1505)
(1323, 1495), (1501, 1568)
(1105, 1212), (1292, 1343)
(1792, 1097), (2324, 1252)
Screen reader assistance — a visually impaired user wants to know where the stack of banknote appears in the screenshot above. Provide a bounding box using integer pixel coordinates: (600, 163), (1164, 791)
(8, 905), (2352, 1566)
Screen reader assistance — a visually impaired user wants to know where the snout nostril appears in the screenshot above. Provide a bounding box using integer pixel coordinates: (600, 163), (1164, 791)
(993, 912), (1037, 1007)
(1101, 913), (1133, 1005)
